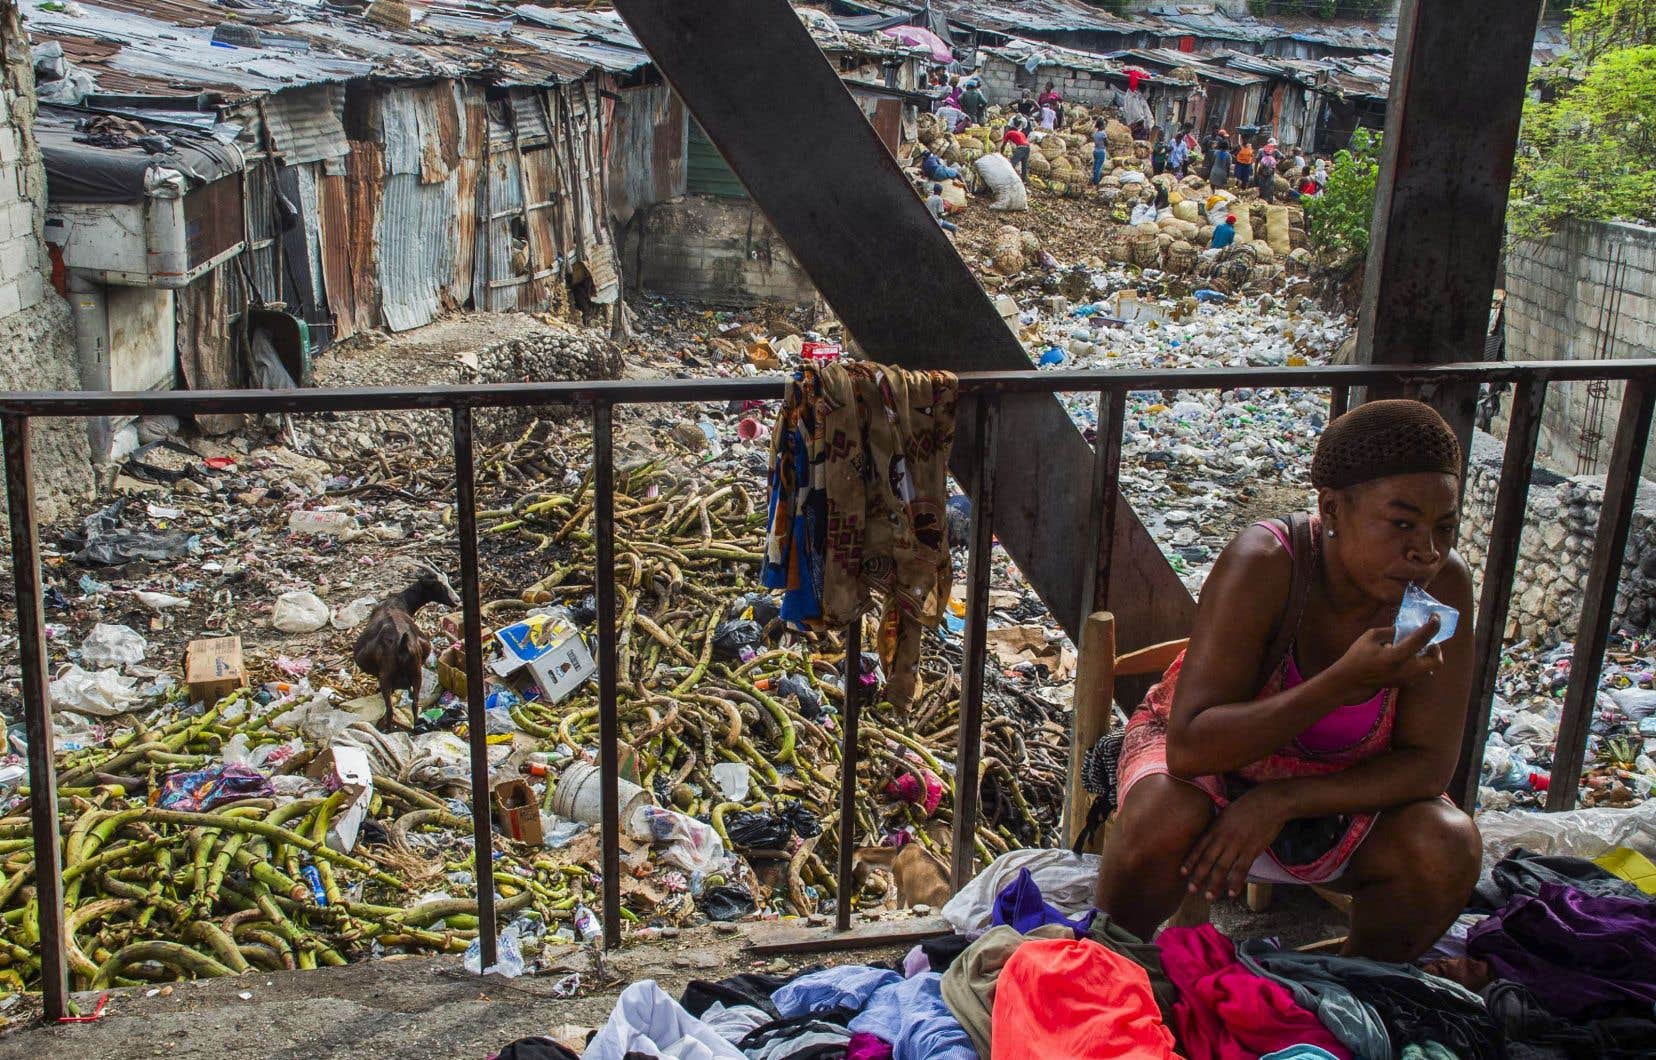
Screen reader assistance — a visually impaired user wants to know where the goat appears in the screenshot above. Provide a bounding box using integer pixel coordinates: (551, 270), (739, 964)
(352, 565), (458, 731)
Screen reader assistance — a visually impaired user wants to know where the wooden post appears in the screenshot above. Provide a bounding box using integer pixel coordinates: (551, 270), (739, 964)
(1066, 612), (1117, 850)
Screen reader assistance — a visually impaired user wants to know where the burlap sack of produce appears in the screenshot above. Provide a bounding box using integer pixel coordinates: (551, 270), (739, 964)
(1019, 230), (1042, 258)
(917, 113), (940, 141)
(1156, 232), (1175, 251)
(1131, 234), (1161, 267)
(941, 181), (968, 211)
(1173, 199), (1201, 224)
(992, 226), (1025, 275)
(1029, 153), (1053, 177)
(1248, 203), (1268, 230)
(1134, 142), (1150, 160)
(1106, 119), (1134, 154)
(1038, 135), (1066, 161)
(1233, 217), (1255, 245)
(1199, 224), (1215, 244)
(1287, 247), (1313, 273)
(1290, 227), (1310, 251)
(942, 142), (960, 163)
(1028, 175), (1048, 191)
(1105, 236), (1132, 262)
(1052, 157), (1078, 182)
(1272, 175), (1293, 198)
(1134, 221), (1160, 239)
(1100, 186), (1122, 205)
(1265, 205), (1292, 257)
(1166, 240), (1197, 273)
(1249, 239), (1276, 262)
(1102, 173), (1122, 189)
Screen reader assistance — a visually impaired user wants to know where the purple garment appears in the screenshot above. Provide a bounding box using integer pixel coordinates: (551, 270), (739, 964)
(990, 867), (1097, 936)
(847, 1032), (894, 1060)
(1466, 881), (1656, 1017)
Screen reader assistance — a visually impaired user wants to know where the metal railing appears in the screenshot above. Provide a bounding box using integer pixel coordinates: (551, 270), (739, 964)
(5, 357), (1655, 1020)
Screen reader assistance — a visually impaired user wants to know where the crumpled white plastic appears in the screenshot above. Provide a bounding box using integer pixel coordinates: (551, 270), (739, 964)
(272, 590), (330, 633)
(79, 623), (147, 668)
(463, 921), (525, 979)
(49, 664), (141, 717)
(640, 806), (726, 875)
(941, 847), (1102, 933)
(1475, 800), (1656, 870)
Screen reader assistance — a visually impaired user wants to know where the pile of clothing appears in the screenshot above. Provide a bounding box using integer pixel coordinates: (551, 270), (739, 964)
(761, 361), (958, 707)
(490, 845), (1656, 1059)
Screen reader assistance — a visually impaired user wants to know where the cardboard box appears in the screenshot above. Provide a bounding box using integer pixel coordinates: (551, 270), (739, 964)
(184, 636), (247, 706)
(305, 745), (374, 853)
(489, 610), (596, 704)
(493, 779), (544, 845)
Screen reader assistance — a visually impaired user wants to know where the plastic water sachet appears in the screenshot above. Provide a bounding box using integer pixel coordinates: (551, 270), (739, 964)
(1393, 583), (1458, 648)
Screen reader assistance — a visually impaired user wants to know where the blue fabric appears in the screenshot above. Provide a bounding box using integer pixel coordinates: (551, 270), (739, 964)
(1211, 223), (1236, 249)
(990, 867), (1097, 936)
(760, 415), (824, 628)
(921, 154), (960, 181)
(848, 972), (977, 1060)
(1092, 147), (1107, 184)
(771, 965), (902, 1019)
(1261, 1048), (1342, 1060)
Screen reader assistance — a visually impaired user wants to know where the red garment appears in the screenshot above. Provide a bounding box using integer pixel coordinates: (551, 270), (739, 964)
(1128, 69), (1148, 91)
(1157, 925), (1351, 1060)
(991, 937), (1178, 1060)
(1002, 129), (1029, 146)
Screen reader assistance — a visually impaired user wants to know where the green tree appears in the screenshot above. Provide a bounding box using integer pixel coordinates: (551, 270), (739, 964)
(1566, 0), (1656, 63)
(1305, 127), (1382, 268)
(1508, 40), (1656, 243)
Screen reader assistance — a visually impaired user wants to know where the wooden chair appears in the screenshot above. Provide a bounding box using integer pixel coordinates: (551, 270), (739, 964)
(1067, 611), (1353, 925)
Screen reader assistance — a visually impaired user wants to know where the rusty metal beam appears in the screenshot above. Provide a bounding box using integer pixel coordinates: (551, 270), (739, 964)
(609, 0), (1194, 648)
(1356, 0), (1546, 451)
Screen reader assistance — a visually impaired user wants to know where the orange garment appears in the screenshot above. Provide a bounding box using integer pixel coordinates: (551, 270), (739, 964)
(991, 937), (1179, 1060)
(1236, 145), (1255, 165)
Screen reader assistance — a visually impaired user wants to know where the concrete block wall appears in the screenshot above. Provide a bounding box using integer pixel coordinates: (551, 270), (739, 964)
(629, 194), (818, 307)
(1496, 220), (1656, 479)
(978, 58), (1121, 111)
(0, 0), (93, 532)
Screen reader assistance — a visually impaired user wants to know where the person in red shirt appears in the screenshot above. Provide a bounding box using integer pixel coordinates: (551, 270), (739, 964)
(1002, 126), (1032, 180)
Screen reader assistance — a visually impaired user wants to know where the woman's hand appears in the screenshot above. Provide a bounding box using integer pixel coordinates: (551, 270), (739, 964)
(1181, 786), (1291, 900)
(1325, 616), (1444, 703)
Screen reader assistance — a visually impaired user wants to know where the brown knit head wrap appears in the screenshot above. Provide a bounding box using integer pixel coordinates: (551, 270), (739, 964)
(1311, 399), (1461, 491)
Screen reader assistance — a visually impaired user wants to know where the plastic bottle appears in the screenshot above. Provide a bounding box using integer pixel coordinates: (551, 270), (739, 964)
(301, 862), (328, 906)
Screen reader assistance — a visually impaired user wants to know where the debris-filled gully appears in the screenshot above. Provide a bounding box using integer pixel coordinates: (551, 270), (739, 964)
(1, 159), (1652, 1040)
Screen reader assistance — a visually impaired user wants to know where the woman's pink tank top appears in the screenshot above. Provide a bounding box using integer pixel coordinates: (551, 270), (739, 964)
(1260, 519), (1388, 753)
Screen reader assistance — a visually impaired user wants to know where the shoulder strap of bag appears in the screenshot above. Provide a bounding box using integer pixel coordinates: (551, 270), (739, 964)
(1255, 511), (1314, 690)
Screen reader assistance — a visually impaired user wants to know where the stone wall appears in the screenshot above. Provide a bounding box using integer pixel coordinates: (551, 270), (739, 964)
(978, 57), (1121, 109)
(1497, 219), (1656, 479)
(1457, 431), (1656, 646)
(0, 0), (92, 535)
(626, 195), (818, 307)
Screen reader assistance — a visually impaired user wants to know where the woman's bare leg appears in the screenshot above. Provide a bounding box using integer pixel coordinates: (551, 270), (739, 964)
(1095, 775), (1214, 941)
(1337, 798), (1480, 962)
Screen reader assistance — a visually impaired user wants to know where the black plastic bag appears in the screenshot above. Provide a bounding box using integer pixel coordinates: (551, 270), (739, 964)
(775, 674), (821, 721)
(701, 884), (756, 921)
(725, 811), (792, 850)
(712, 619), (763, 661)
(778, 800), (822, 839)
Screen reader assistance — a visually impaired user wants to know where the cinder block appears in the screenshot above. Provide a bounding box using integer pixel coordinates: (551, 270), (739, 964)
(13, 268), (41, 311)
(0, 281), (21, 319)
(0, 235), (29, 283)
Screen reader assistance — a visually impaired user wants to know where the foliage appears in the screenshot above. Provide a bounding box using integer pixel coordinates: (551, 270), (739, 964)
(1304, 127), (1382, 267)
(1566, 0), (1656, 62)
(1508, 43), (1656, 244)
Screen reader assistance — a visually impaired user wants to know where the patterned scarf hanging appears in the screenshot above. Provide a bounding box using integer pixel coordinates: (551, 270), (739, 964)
(761, 361), (959, 707)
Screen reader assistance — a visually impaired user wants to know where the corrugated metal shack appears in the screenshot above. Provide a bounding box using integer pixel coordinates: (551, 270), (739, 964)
(23, 0), (664, 373)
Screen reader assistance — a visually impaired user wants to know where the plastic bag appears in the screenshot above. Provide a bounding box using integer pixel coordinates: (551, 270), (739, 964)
(942, 847), (1101, 932)
(710, 762), (751, 802)
(701, 884), (756, 921)
(153, 763), (275, 811)
(272, 590), (331, 633)
(49, 664), (141, 716)
(641, 806), (727, 874)
(725, 811), (791, 850)
(1474, 801), (1656, 871)
(774, 673), (821, 721)
(974, 153), (1028, 212)
(711, 620), (762, 662)
(463, 920), (525, 978)
(79, 623), (148, 668)
(331, 596), (380, 630)
(1393, 582), (1458, 647)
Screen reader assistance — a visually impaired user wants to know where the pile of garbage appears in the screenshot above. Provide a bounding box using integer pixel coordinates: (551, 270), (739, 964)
(1478, 635), (1656, 811)
(0, 394), (1076, 994)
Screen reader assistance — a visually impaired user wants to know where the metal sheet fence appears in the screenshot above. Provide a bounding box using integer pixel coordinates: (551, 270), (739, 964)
(5, 357), (1655, 1020)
